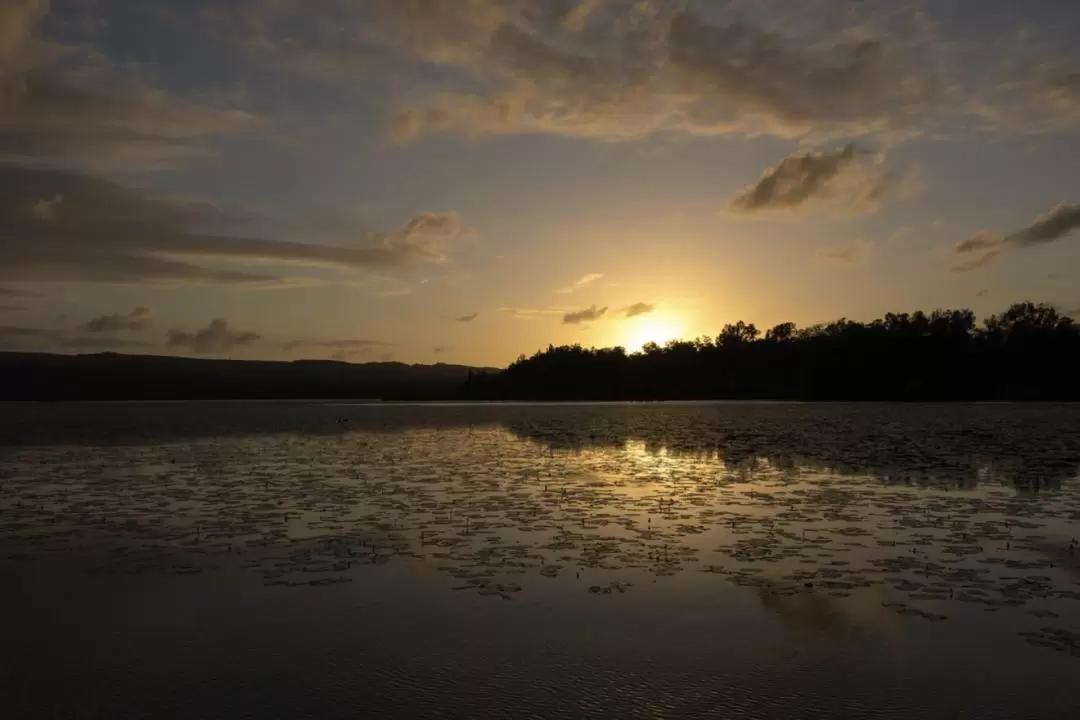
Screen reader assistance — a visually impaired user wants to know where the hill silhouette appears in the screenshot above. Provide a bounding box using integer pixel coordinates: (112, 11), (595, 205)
(5, 302), (1078, 402)
(464, 302), (1080, 402)
(0, 352), (494, 401)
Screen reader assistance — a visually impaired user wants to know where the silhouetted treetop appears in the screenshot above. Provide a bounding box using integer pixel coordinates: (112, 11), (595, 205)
(464, 302), (1080, 402)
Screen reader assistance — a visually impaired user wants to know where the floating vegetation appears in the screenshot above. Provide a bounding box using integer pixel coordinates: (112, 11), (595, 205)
(2, 402), (1080, 662)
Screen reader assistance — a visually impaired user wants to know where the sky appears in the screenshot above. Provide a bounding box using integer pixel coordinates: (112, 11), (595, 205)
(2, 0), (1080, 367)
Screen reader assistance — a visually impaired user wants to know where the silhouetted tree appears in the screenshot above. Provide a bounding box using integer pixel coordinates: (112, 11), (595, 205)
(462, 302), (1080, 402)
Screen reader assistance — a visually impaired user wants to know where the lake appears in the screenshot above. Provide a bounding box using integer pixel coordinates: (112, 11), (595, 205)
(2, 402), (1079, 719)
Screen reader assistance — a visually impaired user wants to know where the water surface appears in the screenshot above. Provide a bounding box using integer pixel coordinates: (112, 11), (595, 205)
(2, 402), (1079, 719)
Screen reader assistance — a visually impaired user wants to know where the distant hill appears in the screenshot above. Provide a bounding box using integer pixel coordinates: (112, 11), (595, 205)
(0, 351), (500, 401)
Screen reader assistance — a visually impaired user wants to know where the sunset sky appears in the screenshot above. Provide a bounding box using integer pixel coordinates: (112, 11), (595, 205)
(2, 0), (1080, 366)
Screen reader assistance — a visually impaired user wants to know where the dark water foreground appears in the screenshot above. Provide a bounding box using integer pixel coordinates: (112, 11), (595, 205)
(2, 402), (1079, 719)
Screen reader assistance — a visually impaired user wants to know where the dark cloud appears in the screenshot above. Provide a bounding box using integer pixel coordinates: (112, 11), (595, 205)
(730, 145), (884, 213)
(0, 305), (24, 313)
(166, 319), (261, 355)
(378, 3), (944, 142)
(0, 164), (465, 285)
(666, 11), (924, 135)
(1008, 203), (1080, 248)
(624, 302), (654, 318)
(952, 202), (1080, 271)
(563, 305), (608, 324)
(432, 345), (453, 354)
(1, 0), (255, 169)
(455, 312), (479, 322)
(84, 307), (152, 334)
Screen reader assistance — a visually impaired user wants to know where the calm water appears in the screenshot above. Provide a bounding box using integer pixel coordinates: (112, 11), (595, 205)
(2, 402), (1079, 719)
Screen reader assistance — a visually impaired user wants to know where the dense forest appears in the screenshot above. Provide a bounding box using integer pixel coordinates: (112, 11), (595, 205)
(463, 302), (1080, 401)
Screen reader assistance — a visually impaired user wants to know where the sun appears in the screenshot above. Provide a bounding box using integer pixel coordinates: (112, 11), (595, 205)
(622, 315), (686, 353)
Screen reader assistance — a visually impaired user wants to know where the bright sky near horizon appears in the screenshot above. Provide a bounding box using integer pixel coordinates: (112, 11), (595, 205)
(2, 0), (1080, 366)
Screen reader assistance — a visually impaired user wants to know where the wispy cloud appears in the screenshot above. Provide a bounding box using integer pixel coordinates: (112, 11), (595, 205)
(817, 239), (870, 265)
(563, 305), (608, 325)
(0, 285), (33, 313)
(0, 164), (467, 285)
(0, 286), (36, 298)
(455, 312), (479, 323)
(0, 323), (152, 352)
(497, 306), (569, 320)
(951, 202), (1080, 272)
(555, 273), (604, 294)
(951, 249), (1002, 273)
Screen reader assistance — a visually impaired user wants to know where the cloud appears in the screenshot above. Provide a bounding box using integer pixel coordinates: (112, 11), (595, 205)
(555, 273), (604, 294)
(455, 312), (479, 322)
(84, 307), (152, 334)
(373, 286), (415, 297)
(730, 144), (893, 214)
(950, 249), (1001, 273)
(1007, 202), (1080, 248)
(432, 345), (453, 354)
(1, 0), (256, 170)
(166, 318), (261, 355)
(0, 164), (466, 285)
(17, 0), (1074, 164)
(951, 202), (1080, 271)
(623, 302), (654, 318)
(817, 239), (870, 265)
(563, 305), (608, 324)
(0, 305), (23, 313)
(497, 306), (569, 319)
(376, 3), (947, 144)
(955, 231), (1001, 254)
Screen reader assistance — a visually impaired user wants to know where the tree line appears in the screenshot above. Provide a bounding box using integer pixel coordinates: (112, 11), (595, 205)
(463, 302), (1080, 401)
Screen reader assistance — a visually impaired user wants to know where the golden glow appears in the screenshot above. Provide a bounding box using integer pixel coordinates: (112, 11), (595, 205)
(622, 315), (686, 353)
